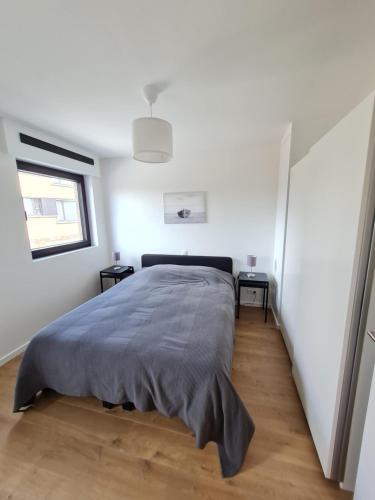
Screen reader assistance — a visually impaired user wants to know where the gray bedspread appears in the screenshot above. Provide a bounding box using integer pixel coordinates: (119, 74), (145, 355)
(14, 264), (254, 477)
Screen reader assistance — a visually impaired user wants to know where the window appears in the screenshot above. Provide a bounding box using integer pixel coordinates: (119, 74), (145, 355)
(51, 178), (74, 187)
(56, 200), (78, 222)
(24, 197), (42, 216)
(24, 197), (58, 217)
(17, 161), (91, 258)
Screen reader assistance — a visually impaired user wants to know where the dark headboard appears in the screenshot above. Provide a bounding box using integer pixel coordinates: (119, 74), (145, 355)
(141, 254), (233, 274)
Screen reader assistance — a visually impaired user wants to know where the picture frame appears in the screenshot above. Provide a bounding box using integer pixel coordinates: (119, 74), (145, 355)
(163, 191), (207, 224)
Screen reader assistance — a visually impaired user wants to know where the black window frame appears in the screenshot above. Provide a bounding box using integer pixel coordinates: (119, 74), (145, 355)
(17, 160), (92, 259)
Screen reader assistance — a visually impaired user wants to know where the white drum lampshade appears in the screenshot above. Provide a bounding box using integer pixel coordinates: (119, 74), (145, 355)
(132, 117), (173, 163)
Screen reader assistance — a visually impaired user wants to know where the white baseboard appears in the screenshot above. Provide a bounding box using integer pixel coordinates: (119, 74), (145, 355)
(271, 305), (281, 328)
(241, 302), (281, 329)
(240, 301), (264, 308)
(339, 480), (354, 493)
(0, 341), (29, 367)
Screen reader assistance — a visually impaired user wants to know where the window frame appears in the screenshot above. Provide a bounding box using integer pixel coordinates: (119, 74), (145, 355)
(17, 160), (92, 259)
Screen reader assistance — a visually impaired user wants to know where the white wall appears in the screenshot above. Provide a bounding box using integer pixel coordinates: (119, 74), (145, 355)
(101, 145), (279, 304)
(272, 124), (292, 323)
(0, 123), (110, 365)
(280, 93), (375, 477)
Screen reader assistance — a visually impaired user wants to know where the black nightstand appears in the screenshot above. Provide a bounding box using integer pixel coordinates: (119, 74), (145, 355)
(237, 272), (269, 322)
(100, 265), (134, 292)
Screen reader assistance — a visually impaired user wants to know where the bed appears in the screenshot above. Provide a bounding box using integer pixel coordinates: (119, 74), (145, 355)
(14, 254), (254, 477)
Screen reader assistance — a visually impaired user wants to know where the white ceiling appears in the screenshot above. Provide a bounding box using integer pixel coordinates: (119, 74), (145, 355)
(0, 0), (375, 159)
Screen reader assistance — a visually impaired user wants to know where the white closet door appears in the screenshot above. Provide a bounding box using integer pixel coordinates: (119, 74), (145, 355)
(281, 92), (375, 477)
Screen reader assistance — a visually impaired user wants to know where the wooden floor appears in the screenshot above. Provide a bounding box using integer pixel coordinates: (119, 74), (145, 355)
(0, 307), (352, 500)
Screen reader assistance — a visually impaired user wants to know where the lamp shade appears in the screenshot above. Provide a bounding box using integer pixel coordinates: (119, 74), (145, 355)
(132, 117), (173, 163)
(247, 255), (257, 267)
(112, 251), (120, 262)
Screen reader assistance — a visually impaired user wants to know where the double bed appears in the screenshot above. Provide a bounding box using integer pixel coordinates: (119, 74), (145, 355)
(14, 254), (254, 477)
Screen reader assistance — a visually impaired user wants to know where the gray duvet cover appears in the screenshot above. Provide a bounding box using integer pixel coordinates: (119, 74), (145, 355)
(14, 264), (254, 477)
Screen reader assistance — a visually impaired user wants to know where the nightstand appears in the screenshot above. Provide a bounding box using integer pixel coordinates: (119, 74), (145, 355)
(237, 272), (269, 322)
(100, 265), (134, 292)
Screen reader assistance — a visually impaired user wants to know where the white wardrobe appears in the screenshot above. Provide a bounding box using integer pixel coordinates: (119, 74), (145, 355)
(280, 92), (375, 479)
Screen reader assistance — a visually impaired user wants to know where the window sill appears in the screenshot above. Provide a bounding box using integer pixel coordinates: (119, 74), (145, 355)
(31, 244), (99, 262)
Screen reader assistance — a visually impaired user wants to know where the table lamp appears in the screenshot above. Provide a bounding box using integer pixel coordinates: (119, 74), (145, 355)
(247, 255), (257, 277)
(112, 251), (121, 269)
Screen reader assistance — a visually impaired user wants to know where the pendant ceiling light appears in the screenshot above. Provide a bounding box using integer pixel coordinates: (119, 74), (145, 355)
(132, 84), (173, 163)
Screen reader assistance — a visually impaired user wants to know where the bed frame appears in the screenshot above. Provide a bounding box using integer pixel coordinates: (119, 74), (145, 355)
(141, 254), (233, 275)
